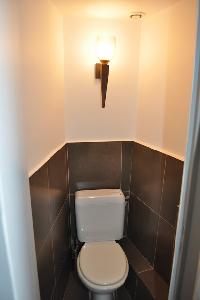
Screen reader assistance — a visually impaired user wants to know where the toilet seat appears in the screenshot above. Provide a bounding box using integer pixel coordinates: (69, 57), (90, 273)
(77, 241), (128, 291)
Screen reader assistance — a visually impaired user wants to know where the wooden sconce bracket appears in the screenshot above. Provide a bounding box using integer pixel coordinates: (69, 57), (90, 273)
(95, 63), (109, 108)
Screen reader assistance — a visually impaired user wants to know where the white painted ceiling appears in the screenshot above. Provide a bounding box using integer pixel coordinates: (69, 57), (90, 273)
(52, 0), (180, 18)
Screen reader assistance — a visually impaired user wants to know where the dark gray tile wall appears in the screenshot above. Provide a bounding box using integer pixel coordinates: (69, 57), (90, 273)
(130, 143), (165, 213)
(160, 156), (183, 227)
(29, 146), (71, 300)
(67, 141), (183, 285)
(68, 142), (122, 193)
(67, 141), (133, 196)
(128, 196), (159, 264)
(154, 218), (175, 283)
(30, 164), (50, 257)
(29, 141), (183, 299)
(128, 142), (184, 284)
(121, 142), (133, 195)
(67, 141), (132, 249)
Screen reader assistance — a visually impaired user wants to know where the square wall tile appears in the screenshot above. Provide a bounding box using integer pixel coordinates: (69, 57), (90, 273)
(29, 164), (50, 256)
(138, 270), (168, 300)
(154, 218), (175, 284)
(131, 142), (165, 213)
(48, 146), (68, 224)
(128, 196), (159, 264)
(37, 234), (54, 300)
(160, 156), (183, 227)
(68, 142), (121, 193)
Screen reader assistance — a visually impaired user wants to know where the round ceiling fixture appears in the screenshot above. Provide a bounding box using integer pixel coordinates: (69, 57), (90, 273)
(130, 12), (145, 19)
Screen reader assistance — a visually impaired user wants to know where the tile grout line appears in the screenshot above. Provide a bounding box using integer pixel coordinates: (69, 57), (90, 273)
(131, 192), (175, 230)
(66, 145), (74, 253)
(65, 145), (72, 254)
(37, 201), (67, 258)
(120, 142), (123, 190)
(128, 143), (133, 198)
(158, 156), (167, 219)
(153, 155), (167, 267)
(137, 266), (154, 274)
(159, 214), (175, 230)
(134, 193), (157, 214)
(66, 144), (71, 197)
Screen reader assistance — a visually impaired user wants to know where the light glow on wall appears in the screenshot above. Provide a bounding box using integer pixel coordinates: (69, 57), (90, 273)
(96, 35), (116, 62)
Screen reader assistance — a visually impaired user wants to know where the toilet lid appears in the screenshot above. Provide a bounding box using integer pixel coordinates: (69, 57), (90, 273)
(79, 241), (127, 286)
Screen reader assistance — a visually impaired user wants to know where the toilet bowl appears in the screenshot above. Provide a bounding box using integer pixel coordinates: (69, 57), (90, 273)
(75, 189), (128, 300)
(77, 241), (128, 300)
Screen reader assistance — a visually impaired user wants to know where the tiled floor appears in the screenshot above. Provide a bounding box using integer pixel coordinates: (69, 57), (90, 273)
(63, 239), (169, 300)
(121, 238), (169, 300)
(63, 271), (131, 300)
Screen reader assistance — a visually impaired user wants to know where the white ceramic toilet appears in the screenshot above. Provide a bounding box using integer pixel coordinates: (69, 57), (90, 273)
(75, 189), (129, 300)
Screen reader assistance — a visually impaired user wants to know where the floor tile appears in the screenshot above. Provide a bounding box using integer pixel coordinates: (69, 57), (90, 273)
(138, 270), (169, 300)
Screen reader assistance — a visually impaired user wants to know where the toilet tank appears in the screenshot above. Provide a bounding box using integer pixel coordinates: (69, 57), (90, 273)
(75, 189), (125, 242)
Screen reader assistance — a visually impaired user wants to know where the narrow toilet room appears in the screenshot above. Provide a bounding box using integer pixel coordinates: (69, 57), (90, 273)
(0, 0), (199, 300)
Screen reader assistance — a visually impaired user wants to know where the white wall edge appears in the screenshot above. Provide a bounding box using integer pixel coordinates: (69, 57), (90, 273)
(67, 138), (185, 161)
(28, 141), (66, 177)
(67, 139), (134, 143)
(133, 139), (185, 161)
(29, 138), (184, 178)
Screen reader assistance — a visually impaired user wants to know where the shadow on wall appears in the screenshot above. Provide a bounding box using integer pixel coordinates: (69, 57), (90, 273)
(135, 0), (196, 158)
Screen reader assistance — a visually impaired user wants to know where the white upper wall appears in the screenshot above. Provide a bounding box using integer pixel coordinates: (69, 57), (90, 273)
(64, 17), (141, 142)
(20, 0), (65, 174)
(135, 0), (197, 159)
(21, 0), (197, 172)
(63, 0), (196, 159)
(53, 0), (181, 19)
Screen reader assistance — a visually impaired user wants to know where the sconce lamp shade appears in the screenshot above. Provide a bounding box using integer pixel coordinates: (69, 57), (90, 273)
(95, 35), (116, 108)
(96, 35), (116, 63)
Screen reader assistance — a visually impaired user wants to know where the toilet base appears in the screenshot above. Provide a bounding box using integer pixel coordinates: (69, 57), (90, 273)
(90, 292), (114, 300)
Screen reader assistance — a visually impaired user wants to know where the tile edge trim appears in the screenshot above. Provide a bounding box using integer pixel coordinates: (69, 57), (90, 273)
(133, 139), (184, 161)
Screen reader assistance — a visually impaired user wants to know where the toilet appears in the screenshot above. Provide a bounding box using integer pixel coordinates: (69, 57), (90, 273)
(75, 189), (129, 300)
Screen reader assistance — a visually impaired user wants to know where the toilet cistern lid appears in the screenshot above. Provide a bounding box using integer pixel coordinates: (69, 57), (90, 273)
(79, 241), (128, 286)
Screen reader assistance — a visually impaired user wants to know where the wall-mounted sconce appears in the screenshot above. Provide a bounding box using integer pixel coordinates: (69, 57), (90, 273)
(95, 35), (116, 108)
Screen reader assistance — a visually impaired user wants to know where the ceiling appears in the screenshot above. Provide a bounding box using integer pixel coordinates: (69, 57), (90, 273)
(52, 0), (180, 19)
